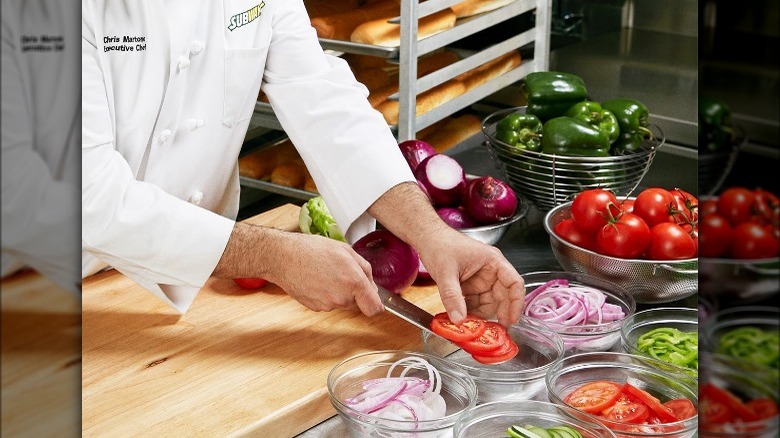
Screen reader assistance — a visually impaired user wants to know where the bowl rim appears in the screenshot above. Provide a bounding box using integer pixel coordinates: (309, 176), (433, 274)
(326, 350), (478, 429)
(521, 270), (637, 333)
(618, 307), (700, 375)
(544, 200), (699, 265)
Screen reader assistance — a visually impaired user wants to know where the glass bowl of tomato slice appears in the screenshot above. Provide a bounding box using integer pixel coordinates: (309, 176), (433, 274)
(453, 399), (617, 438)
(619, 307), (699, 378)
(698, 352), (779, 438)
(545, 352), (698, 438)
(422, 317), (565, 404)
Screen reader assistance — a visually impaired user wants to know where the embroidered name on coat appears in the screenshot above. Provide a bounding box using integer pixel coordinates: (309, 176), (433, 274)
(227, 2), (265, 31)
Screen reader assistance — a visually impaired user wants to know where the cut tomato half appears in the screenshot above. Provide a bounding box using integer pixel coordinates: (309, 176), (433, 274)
(430, 313), (488, 343)
(457, 322), (508, 354)
(564, 380), (622, 414)
(663, 398), (697, 421)
(621, 383), (677, 423)
(471, 341), (519, 364)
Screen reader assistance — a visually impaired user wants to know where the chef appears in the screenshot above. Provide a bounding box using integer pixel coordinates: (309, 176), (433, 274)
(82, 0), (525, 327)
(2, 0), (81, 295)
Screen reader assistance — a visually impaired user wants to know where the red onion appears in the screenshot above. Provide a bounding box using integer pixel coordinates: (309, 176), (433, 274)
(353, 229), (419, 295)
(414, 154), (466, 207)
(416, 180), (432, 204)
(463, 176), (517, 224)
(436, 207), (477, 229)
(398, 139), (437, 172)
(415, 259), (432, 283)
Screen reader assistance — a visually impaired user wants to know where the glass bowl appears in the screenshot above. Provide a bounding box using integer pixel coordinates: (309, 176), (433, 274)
(699, 352), (779, 438)
(422, 318), (565, 403)
(327, 350), (477, 438)
(546, 352), (698, 438)
(453, 399), (617, 438)
(521, 271), (636, 355)
(619, 307), (699, 378)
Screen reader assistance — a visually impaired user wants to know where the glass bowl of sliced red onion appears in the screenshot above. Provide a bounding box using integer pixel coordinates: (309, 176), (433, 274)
(521, 271), (636, 355)
(327, 350), (477, 438)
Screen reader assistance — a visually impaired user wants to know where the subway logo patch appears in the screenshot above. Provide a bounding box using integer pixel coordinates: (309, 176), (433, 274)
(227, 2), (265, 31)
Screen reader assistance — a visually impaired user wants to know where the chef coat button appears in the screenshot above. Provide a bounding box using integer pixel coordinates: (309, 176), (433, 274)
(158, 129), (172, 143)
(177, 56), (191, 70)
(189, 191), (203, 206)
(190, 41), (204, 54)
(186, 119), (205, 130)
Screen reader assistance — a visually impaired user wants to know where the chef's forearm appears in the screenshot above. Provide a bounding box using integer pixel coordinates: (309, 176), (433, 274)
(212, 222), (280, 279)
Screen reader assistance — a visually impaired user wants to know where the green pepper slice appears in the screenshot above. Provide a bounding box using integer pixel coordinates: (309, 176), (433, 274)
(636, 327), (698, 376)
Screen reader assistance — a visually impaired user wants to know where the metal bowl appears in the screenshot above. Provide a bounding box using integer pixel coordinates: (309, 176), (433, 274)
(543, 201), (698, 304)
(482, 107), (663, 212)
(458, 200), (528, 245)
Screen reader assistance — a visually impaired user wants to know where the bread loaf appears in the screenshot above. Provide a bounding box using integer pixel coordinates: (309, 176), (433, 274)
(350, 8), (457, 47)
(309, 1), (400, 40)
(451, 0), (518, 18)
(454, 50), (521, 92)
(375, 80), (467, 125)
(421, 114), (483, 153)
(303, 173), (319, 193)
(238, 141), (299, 180)
(271, 158), (307, 189)
(364, 50), (461, 107)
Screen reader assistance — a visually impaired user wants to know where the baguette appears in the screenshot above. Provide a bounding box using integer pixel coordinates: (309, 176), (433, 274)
(271, 158), (307, 189)
(421, 114), (483, 153)
(375, 79), (467, 125)
(238, 141), (299, 180)
(454, 50), (521, 92)
(350, 8), (457, 47)
(451, 0), (518, 18)
(365, 50), (461, 106)
(303, 172), (319, 194)
(309, 1), (400, 40)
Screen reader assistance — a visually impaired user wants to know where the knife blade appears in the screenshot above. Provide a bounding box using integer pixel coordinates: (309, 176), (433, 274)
(376, 286), (436, 335)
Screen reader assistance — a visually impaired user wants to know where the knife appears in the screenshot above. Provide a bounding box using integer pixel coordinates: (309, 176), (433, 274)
(376, 286), (436, 335)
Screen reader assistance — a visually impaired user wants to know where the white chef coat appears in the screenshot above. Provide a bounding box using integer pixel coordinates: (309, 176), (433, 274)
(1, 0), (81, 295)
(82, 0), (415, 312)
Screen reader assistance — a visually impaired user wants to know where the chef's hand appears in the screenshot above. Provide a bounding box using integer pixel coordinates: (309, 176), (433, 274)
(213, 223), (384, 316)
(368, 182), (525, 328)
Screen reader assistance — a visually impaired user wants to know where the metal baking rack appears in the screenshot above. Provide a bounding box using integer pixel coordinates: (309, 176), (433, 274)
(243, 0), (552, 201)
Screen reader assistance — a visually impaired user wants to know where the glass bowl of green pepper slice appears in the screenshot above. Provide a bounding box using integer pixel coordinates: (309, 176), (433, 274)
(453, 399), (617, 438)
(619, 307), (699, 378)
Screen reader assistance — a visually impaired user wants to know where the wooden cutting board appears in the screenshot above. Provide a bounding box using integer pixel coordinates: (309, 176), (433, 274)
(81, 204), (446, 438)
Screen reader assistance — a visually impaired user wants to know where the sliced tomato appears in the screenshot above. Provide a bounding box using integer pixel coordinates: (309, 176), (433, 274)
(663, 398), (697, 420)
(457, 321), (508, 354)
(471, 341), (519, 364)
(621, 383), (677, 423)
(233, 278), (268, 289)
(603, 401), (650, 423)
(747, 398), (779, 420)
(700, 382), (759, 422)
(700, 399), (734, 424)
(430, 313), (488, 343)
(564, 381), (622, 414)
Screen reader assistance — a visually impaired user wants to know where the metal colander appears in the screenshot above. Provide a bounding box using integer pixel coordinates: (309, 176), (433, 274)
(482, 107), (663, 212)
(543, 202), (698, 304)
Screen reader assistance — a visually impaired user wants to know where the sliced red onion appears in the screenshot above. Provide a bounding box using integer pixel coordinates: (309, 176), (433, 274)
(414, 154), (466, 207)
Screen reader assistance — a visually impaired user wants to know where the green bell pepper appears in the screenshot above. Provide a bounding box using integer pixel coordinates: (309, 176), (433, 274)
(522, 71), (588, 122)
(541, 116), (610, 157)
(699, 97), (734, 153)
(601, 98), (654, 154)
(564, 100), (620, 145)
(495, 112), (543, 152)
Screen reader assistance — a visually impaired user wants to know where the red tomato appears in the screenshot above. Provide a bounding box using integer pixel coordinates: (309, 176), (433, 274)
(700, 399), (734, 424)
(718, 187), (757, 226)
(730, 222), (780, 259)
(700, 382), (759, 422)
(553, 218), (597, 251)
(620, 198), (635, 214)
(698, 213), (734, 258)
(747, 398), (779, 420)
(647, 222), (698, 260)
(670, 188), (698, 224)
(457, 321), (508, 354)
(430, 313), (488, 343)
(571, 189), (620, 234)
(633, 188), (676, 227)
(700, 198), (719, 216)
(564, 380), (623, 414)
(233, 278), (268, 289)
(664, 398), (697, 420)
(471, 340), (519, 364)
(596, 213), (652, 259)
(604, 402), (650, 423)
(621, 383), (677, 423)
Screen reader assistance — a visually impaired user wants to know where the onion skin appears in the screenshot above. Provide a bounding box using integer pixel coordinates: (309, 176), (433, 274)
(464, 176), (518, 224)
(414, 154), (466, 207)
(398, 139), (437, 172)
(436, 207), (477, 229)
(353, 230), (419, 294)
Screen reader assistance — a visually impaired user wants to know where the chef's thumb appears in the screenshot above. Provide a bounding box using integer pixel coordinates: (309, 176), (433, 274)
(355, 285), (385, 317)
(436, 277), (467, 325)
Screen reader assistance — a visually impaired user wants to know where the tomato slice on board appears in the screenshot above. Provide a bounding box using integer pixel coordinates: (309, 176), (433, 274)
(430, 313), (488, 343)
(471, 341), (519, 364)
(457, 322), (508, 354)
(700, 382), (759, 422)
(621, 383), (677, 423)
(663, 398), (697, 420)
(747, 398), (779, 420)
(603, 402), (650, 423)
(564, 381), (622, 414)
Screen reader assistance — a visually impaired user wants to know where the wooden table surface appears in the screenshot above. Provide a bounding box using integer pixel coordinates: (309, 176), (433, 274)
(81, 204), (446, 437)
